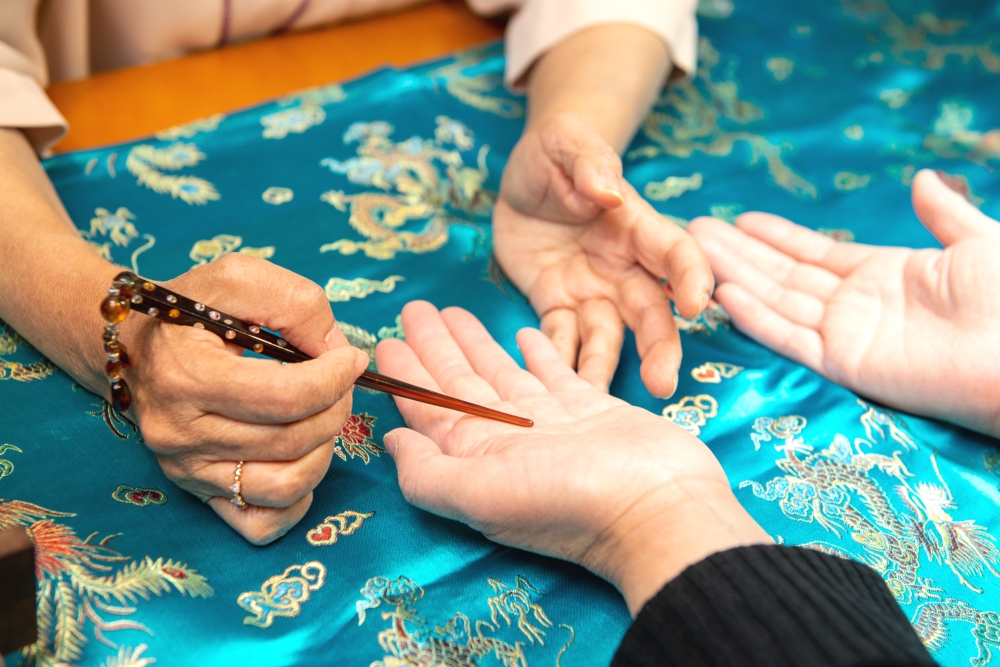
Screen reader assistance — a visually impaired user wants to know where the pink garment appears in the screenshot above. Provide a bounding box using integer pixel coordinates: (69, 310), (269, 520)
(0, 0), (698, 152)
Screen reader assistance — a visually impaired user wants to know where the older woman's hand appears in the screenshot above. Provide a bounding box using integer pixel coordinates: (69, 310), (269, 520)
(376, 301), (770, 615)
(118, 254), (366, 544)
(492, 114), (714, 399)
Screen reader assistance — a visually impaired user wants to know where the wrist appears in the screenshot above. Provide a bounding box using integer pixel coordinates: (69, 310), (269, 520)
(589, 480), (773, 617)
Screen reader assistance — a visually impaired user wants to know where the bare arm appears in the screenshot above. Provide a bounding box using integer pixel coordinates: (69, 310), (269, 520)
(525, 23), (671, 153)
(0, 128), (118, 394)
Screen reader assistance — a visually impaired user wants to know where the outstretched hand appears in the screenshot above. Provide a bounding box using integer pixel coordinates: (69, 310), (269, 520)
(492, 114), (714, 398)
(688, 169), (1000, 437)
(375, 301), (770, 615)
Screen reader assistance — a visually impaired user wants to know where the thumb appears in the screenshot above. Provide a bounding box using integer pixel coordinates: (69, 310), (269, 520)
(912, 169), (999, 246)
(542, 114), (626, 212)
(384, 428), (467, 521)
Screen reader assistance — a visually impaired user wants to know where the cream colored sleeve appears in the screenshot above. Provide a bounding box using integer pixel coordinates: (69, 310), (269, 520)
(467, 0), (698, 88)
(0, 1), (69, 154)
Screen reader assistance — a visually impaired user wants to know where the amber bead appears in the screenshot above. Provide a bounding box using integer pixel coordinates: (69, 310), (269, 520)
(105, 358), (123, 379)
(111, 380), (132, 413)
(106, 340), (131, 368)
(100, 295), (130, 324)
(168, 309), (180, 318)
(253, 343), (264, 353)
(103, 327), (118, 344)
(142, 282), (155, 291)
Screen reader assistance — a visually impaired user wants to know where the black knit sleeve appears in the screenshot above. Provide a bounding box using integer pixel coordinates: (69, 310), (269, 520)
(611, 545), (937, 667)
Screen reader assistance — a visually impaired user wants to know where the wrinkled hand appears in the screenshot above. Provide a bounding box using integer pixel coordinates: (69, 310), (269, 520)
(688, 169), (1000, 437)
(493, 114), (714, 398)
(375, 301), (770, 614)
(118, 254), (366, 544)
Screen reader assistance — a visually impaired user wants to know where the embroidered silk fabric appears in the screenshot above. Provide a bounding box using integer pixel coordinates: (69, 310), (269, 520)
(3, 1), (1000, 665)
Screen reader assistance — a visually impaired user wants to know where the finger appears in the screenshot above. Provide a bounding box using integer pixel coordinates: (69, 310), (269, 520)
(733, 212), (876, 278)
(208, 492), (313, 545)
(540, 308), (580, 369)
(159, 439), (337, 508)
(629, 198), (714, 318)
(542, 114), (626, 210)
(689, 216), (840, 301)
(384, 428), (475, 523)
(399, 301), (501, 405)
(440, 307), (549, 400)
(912, 169), (999, 246)
(713, 283), (824, 371)
(144, 385), (352, 462)
(190, 252), (342, 357)
(575, 299), (625, 392)
(517, 328), (595, 393)
(374, 338), (462, 444)
(614, 273), (682, 398)
(153, 324), (363, 423)
(693, 231), (826, 329)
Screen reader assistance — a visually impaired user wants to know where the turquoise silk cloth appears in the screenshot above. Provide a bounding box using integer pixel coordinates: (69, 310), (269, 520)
(3, 0), (1000, 665)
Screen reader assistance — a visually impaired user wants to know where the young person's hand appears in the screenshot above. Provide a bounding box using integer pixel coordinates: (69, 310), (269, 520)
(688, 169), (1000, 437)
(118, 253), (366, 544)
(493, 114), (713, 398)
(376, 301), (771, 615)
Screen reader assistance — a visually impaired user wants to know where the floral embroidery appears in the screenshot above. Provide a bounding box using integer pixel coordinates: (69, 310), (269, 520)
(86, 207), (138, 247)
(261, 187), (294, 205)
(88, 401), (140, 441)
(97, 643), (156, 667)
(691, 362), (743, 383)
(925, 101), (1000, 166)
(261, 105), (325, 139)
(765, 56), (795, 81)
(843, 1), (1000, 73)
(662, 395), (719, 436)
(644, 173), (703, 201)
(426, 44), (524, 118)
(111, 485), (167, 507)
(935, 170), (984, 206)
(237, 561), (326, 628)
(306, 510), (375, 546)
(0, 319), (57, 382)
(0, 443), (21, 479)
(356, 574), (575, 666)
(189, 234), (275, 267)
(630, 38), (816, 199)
(126, 143), (220, 205)
(324, 276), (404, 302)
(844, 124), (865, 140)
(879, 88), (913, 109)
(834, 171), (873, 191)
(337, 319), (404, 371)
(155, 114), (225, 141)
(334, 413), (384, 464)
(318, 118), (494, 260)
(1, 446), (211, 665)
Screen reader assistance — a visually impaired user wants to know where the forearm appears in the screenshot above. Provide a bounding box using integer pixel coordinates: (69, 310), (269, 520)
(0, 128), (119, 396)
(524, 24), (670, 153)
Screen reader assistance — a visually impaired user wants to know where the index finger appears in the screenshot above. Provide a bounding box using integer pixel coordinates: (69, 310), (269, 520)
(735, 212), (876, 278)
(157, 325), (362, 424)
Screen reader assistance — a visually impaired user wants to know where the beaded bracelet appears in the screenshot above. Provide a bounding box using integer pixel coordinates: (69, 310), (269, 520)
(99, 273), (137, 413)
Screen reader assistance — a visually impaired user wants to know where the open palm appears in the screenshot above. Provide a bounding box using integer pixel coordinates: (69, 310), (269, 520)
(493, 114), (713, 398)
(374, 301), (768, 612)
(688, 169), (1000, 437)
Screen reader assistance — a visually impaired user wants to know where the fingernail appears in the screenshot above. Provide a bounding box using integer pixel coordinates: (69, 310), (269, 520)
(325, 326), (341, 351)
(354, 350), (370, 375)
(698, 292), (710, 313)
(598, 170), (624, 202)
(383, 433), (397, 456)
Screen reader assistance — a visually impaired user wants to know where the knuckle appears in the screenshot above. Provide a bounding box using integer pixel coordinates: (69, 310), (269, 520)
(269, 473), (309, 508)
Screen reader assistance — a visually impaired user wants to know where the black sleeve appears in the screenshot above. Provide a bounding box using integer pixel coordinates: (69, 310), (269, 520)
(611, 544), (937, 667)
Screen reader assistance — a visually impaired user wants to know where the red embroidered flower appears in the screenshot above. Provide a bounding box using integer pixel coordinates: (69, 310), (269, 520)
(335, 413), (383, 464)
